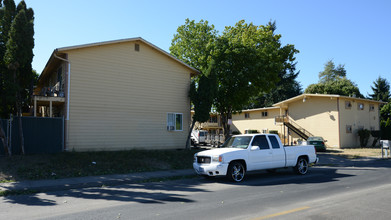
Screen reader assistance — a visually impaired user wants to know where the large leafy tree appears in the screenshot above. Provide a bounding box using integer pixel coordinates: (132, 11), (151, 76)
(246, 69), (302, 108)
(369, 77), (390, 102)
(211, 21), (298, 138)
(170, 19), (217, 148)
(171, 19), (298, 139)
(305, 60), (363, 98)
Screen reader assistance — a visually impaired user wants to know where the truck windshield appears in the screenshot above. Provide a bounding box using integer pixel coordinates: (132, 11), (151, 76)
(224, 136), (252, 149)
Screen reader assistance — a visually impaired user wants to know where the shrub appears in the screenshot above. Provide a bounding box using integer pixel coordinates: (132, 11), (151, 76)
(269, 130), (278, 135)
(247, 129), (259, 134)
(357, 129), (371, 148)
(231, 130), (241, 135)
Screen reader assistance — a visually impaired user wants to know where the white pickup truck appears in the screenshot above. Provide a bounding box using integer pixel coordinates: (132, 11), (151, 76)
(193, 134), (319, 182)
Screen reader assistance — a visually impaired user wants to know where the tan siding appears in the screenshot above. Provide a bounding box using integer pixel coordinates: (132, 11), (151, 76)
(65, 41), (191, 151)
(339, 98), (381, 148)
(231, 109), (283, 134)
(288, 96), (340, 148)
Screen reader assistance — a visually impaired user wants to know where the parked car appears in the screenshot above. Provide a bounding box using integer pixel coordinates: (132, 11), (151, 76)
(307, 136), (327, 152)
(193, 134), (319, 182)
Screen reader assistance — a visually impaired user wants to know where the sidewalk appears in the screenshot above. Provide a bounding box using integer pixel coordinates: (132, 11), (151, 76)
(0, 153), (386, 193)
(0, 169), (194, 193)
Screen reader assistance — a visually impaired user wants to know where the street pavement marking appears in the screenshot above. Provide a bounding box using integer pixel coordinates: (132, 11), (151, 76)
(252, 206), (311, 220)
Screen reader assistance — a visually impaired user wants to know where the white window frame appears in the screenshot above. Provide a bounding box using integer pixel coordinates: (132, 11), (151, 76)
(245, 113), (250, 119)
(167, 113), (183, 131)
(262, 111), (268, 117)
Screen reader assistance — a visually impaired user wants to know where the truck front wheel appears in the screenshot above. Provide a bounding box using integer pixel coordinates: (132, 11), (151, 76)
(227, 161), (245, 182)
(294, 157), (308, 175)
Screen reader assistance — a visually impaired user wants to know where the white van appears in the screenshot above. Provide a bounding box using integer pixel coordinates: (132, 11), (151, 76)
(191, 130), (208, 146)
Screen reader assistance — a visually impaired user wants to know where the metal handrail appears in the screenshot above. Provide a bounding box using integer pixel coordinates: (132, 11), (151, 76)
(275, 115), (315, 139)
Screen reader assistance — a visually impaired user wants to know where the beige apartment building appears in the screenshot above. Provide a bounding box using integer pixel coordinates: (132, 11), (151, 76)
(34, 37), (199, 151)
(231, 94), (384, 148)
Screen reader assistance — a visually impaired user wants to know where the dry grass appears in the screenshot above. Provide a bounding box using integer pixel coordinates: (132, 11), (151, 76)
(0, 149), (201, 182)
(326, 147), (384, 159)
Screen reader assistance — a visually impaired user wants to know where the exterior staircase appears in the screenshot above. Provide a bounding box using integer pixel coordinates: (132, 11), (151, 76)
(275, 115), (314, 140)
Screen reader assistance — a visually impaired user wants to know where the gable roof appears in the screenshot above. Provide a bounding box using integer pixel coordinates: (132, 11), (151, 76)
(272, 93), (386, 108)
(39, 37), (200, 81)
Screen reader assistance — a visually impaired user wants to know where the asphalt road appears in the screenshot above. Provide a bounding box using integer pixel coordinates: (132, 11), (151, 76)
(1, 159), (390, 220)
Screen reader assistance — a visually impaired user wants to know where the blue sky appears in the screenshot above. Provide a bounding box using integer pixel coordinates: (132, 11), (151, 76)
(26, 0), (390, 96)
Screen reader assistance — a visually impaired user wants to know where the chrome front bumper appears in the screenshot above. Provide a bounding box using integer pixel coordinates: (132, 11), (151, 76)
(193, 162), (228, 176)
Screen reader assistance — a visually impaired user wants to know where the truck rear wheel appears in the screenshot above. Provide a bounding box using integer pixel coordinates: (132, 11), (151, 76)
(227, 161), (245, 182)
(294, 157), (308, 175)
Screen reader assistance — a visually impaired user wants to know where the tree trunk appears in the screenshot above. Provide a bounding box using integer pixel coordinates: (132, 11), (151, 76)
(0, 120), (10, 156)
(13, 68), (25, 155)
(185, 120), (197, 150)
(17, 110), (24, 155)
(221, 111), (232, 140)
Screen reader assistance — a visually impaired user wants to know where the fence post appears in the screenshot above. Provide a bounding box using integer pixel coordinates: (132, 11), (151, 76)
(62, 116), (65, 151)
(9, 115), (12, 154)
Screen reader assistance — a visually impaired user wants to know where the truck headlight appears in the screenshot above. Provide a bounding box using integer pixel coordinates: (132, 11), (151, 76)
(212, 155), (223, 163)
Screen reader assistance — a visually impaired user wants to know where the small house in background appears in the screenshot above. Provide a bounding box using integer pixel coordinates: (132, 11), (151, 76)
(33, 37), (199, 151)
(231, 94), (384, 148)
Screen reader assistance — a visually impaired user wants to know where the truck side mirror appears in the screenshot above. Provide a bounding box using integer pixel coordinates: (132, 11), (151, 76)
(251, 146), (260, 151)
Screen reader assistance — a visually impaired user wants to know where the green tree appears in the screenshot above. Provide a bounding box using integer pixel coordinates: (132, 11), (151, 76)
(3, 0), (34, 154)
(305, 60), (363, 98)
(171, 19), (298, 140)
(186, 74), (216, 149)
(170, 18), (217, 74)
(0, 0), (16, 118)
(318, 60), (346, 83)
(380, 102), (391, 140)
(246, 69), (302, 108)
(170, 19), (217, 149)
(212, 21), (298, 138)
(369, 77), (390, 102)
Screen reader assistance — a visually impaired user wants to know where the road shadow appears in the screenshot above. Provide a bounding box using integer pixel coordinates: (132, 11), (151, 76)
(1, 178), (209, 206)
(316, 153), (391, 168)
(2, 153), (389, 206)
(200, 166), (353, 187)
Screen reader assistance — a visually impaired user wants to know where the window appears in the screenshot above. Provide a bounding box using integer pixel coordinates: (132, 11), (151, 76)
(261, 111), (268, 117)
(369, 104), (375, 111)
(357, 103), (364, 110)
(167, 113), (182, 131)
(251, 135), (270, 150)
(135, 43), (140, 51)
(209, 116), (217, 123)
(345, 101), (352, 109)
(346, 125), (352, 133)
(57, 67), (62, 85)
(245, 113), (250, 119)
(268, 136), (280, 149)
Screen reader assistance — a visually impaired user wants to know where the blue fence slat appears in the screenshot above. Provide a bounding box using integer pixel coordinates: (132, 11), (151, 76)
(0, 117), (64, 155)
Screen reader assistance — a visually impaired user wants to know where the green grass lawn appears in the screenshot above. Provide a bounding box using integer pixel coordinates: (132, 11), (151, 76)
(0, 149), (202, 182)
